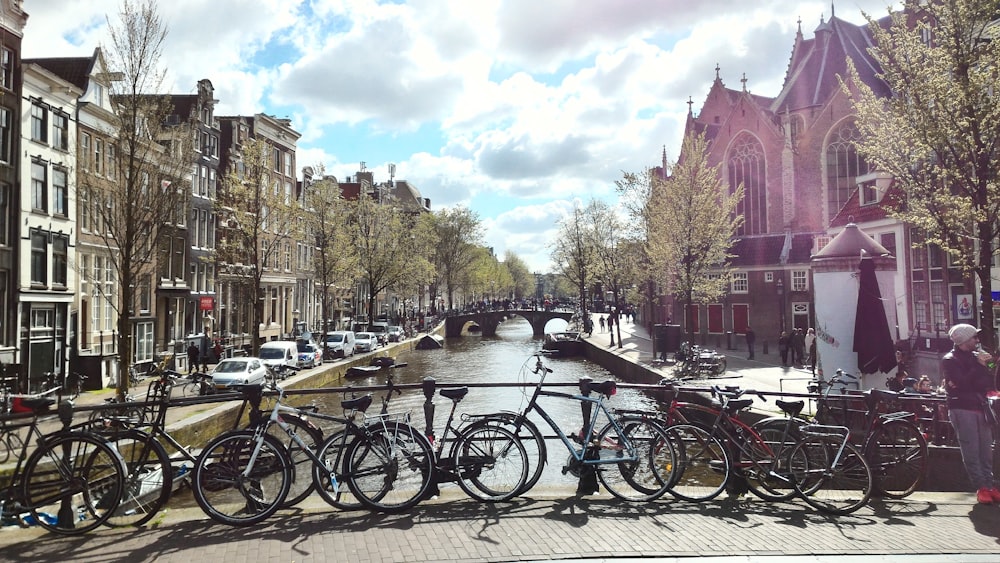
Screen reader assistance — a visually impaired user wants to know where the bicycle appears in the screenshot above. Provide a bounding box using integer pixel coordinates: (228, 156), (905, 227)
(755, 369), (928, 498)
(190, 381), (434, 526)
(0, 396), (127, 534)
(426, 385), (528, 501)
(483, 353), (677, 502)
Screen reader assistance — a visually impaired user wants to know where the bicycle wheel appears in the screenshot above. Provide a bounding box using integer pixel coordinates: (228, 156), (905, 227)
(790, 435), (872, 515)
(744, 421), (800, 502)
(102, 429), (173, 527)
(481, 413), (546, 496)
(192, 431), (291, 526)
(345, 421), (433, 512)
(313, 427), (367, 510)
(449, 421), (527, 502)
(249, 414), (323, 508)
(595, 417), (675, 502)
(663, 423), (729, 502)
(21, 432), (126, 534)
(866, 419), (927, 499)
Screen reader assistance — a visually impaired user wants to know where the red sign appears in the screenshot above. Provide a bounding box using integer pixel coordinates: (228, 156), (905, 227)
(199, 296), (214, 311)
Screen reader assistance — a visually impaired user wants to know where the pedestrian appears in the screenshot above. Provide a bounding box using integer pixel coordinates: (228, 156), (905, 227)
(186, 342), (199, 375)
(941, 323), (1000, 504)
(804, 328), (816, 368)
(599, 316), (606, 333)
(745, 326), (756, 360)
(791, 328), (805, 366)
(778, 331), (790, 367)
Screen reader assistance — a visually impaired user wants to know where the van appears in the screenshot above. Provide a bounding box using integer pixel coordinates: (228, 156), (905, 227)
(324, 331), (356, 359)
(259, 341), (299, 374)
(370, 322), (389, 346)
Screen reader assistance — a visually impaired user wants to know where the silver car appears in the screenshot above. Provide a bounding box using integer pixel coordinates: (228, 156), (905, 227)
(211, 357), (269, 390)
(355, 332), (377, 353)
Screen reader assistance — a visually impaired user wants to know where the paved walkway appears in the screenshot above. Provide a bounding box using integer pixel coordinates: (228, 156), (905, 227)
(3, 319), (999, 561)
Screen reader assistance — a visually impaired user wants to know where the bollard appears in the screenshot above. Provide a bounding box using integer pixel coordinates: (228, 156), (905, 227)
(576, 377), (599, 495)
(421, 376), (436, 444)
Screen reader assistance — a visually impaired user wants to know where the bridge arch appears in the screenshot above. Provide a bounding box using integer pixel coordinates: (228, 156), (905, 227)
(444, 310), (574, 338)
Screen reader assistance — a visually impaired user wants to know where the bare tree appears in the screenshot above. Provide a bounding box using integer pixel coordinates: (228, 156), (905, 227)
(216, 137), (302, 355)
(586, 199), (640, 347)
(502, 250), (534, 300)
(551, 204), (595, 313)
(82, 0), (192, 398)
(847, 0), (1000, 349)
(429, 206), (483, 310)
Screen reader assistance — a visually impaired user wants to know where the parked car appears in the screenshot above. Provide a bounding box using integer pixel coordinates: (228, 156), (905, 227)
(296, 340), (323, 369)
(355, 332), (378, 353)
(324, 331), (356, 359)
(370, 322), (389, 345)
(387, 325), (404, 342)
(259, 340), (299, 375)
(211, 357), (269, 390)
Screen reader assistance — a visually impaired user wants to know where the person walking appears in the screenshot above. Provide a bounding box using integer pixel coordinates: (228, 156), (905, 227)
(941, 323), (1000, 504)
(804, 328), (817, 373)
(745, 326), (756, 360)
(607, 312), (616, 346)
(791, 328), (805, 366)
(186, 342), (199, 375)
(778, 331), (790, 367)
(599, 316), (606, 333)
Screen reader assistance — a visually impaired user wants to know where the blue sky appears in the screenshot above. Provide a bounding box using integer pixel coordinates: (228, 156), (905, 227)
(25, 0), (897, 272)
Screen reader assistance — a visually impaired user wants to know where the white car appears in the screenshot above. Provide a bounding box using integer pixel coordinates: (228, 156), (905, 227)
(211, 357), (269, 390)
(355, 332), (377, 353)
(296, 340), (323, 368)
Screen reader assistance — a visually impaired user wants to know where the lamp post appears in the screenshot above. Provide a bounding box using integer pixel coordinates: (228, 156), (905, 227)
(776, 276), (785, 333)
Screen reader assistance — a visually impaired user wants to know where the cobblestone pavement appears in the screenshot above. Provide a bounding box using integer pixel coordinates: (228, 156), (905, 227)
(2, 488), (999, 562)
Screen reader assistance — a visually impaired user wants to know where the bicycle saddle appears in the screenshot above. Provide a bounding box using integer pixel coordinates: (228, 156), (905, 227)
(342, 394), (373, 412)
(776, 399), (804, 417)
(723, 398), (753, 413)
(440, 387), (469, 401)
(12, 396), (55, 414)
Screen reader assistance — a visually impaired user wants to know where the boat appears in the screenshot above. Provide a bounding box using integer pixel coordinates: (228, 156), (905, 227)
(542, 332), (585, 356)
(346, 365), (382, 378)
(416, 334), (444, 349)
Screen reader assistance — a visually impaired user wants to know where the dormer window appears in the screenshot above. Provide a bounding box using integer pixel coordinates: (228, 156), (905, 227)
(855, 171), (893, 207)
(861, 180), (878, 206)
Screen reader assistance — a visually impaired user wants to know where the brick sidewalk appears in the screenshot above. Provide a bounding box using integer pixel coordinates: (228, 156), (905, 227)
(2, 488), (998, 562)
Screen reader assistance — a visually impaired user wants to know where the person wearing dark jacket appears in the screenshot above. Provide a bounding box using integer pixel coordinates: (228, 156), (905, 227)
(941, 323), (999, 504)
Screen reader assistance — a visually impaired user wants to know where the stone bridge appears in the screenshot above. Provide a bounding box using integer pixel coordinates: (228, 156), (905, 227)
(444, 310), (574, 337)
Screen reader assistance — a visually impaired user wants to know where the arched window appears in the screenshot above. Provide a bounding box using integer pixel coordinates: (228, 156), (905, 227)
(825, 122), (869, 223)
(728, 135), (767, 235)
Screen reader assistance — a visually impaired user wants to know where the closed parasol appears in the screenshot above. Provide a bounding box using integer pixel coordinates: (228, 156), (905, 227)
(853, 253), (897, 374)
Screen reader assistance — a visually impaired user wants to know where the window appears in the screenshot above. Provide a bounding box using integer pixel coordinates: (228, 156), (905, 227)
(825, 122), (869, 222)
(31, 161), (47, 211)
(134, 322), (154, 363)
(199, 165), (207, 196)
(30, 103), (47, 143)
(106, 144), (116, 180)
(727, 134), (767, 235)
(53, 168), (68, 217)
(879, 232), (896, 257)
(1, 47), (12, 91)
(273, 147), (281, 171)
(731, 272), (748, 293)
(80, 133), (90, 171)
(791, 270), (808, 292)
(53, 235), (68, 287)
(209, 169), (217, 199)
(94, 138), (103, 175)
(138, 275), (151, 313)
(52, 113), (69, 151)
(284, 152), (292, 176)
(860, 179), (878, 206)
(0, 183), (7, 246)
(764, 271), (774, 283)
(0, 107), (11, 163)
(31, 231), (47, 286)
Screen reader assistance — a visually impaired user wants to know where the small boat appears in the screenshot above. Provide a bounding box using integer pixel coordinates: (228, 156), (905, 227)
(416, 334), (445, 350)
(542, 332), (585, 356)
(346, 365), (382, 378)
(370, 356), (396, 367)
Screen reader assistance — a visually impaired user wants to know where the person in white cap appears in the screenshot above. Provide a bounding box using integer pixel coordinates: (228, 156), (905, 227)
(941, 323), (998, 504)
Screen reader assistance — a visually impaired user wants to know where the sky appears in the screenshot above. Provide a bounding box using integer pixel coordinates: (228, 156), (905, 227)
(23, 0), (898, 273)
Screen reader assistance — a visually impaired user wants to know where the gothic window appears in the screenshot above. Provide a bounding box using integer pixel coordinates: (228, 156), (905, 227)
(825, 122), (869, 222)
(728, 135), (767, 235)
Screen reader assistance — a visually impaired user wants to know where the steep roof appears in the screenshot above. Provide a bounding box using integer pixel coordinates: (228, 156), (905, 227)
(729, 232), (815, 267)
(829, 184), (905, 228)
(771, 15), (890, 113)
(22, 56), (93, 92)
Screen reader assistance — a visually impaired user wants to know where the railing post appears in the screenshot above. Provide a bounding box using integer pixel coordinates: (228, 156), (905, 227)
(422, 376), (436, 444)
(576, 377), (599, 494)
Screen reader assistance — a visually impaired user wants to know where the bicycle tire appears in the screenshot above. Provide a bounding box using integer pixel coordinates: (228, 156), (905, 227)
(313, 427), (367, 510)
(449, 421), (528, 502)
(345, 421), (433, 512)
(192, 431), (291, 526)
(744, 420), (800, 502)
(595, 417), (675, 502)
(249, 413), (323, 508)
(478, 412), (546, 496)
(663, 423), (729, 502)
(22, 432), (126, 534)
(790, 435), (872, 515)
(865, 419), (927, 499)
(102, 429), (173, 527)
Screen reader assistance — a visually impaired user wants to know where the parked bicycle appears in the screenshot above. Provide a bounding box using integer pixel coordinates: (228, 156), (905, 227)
(672, 342), (727, 379)
(480, 353), (677, 502)
(190, 380), (434, 526)
(0, 395), (127, 534)
(754, 369), (928, 498)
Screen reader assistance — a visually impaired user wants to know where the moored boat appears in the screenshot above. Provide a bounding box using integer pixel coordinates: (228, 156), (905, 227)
(542, 331), (584, 356)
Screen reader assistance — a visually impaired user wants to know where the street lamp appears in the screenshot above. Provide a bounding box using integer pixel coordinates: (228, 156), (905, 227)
(776, 276), (785, 332)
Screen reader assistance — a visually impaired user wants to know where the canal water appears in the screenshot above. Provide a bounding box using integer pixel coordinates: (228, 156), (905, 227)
(313, 316), (663, 492)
